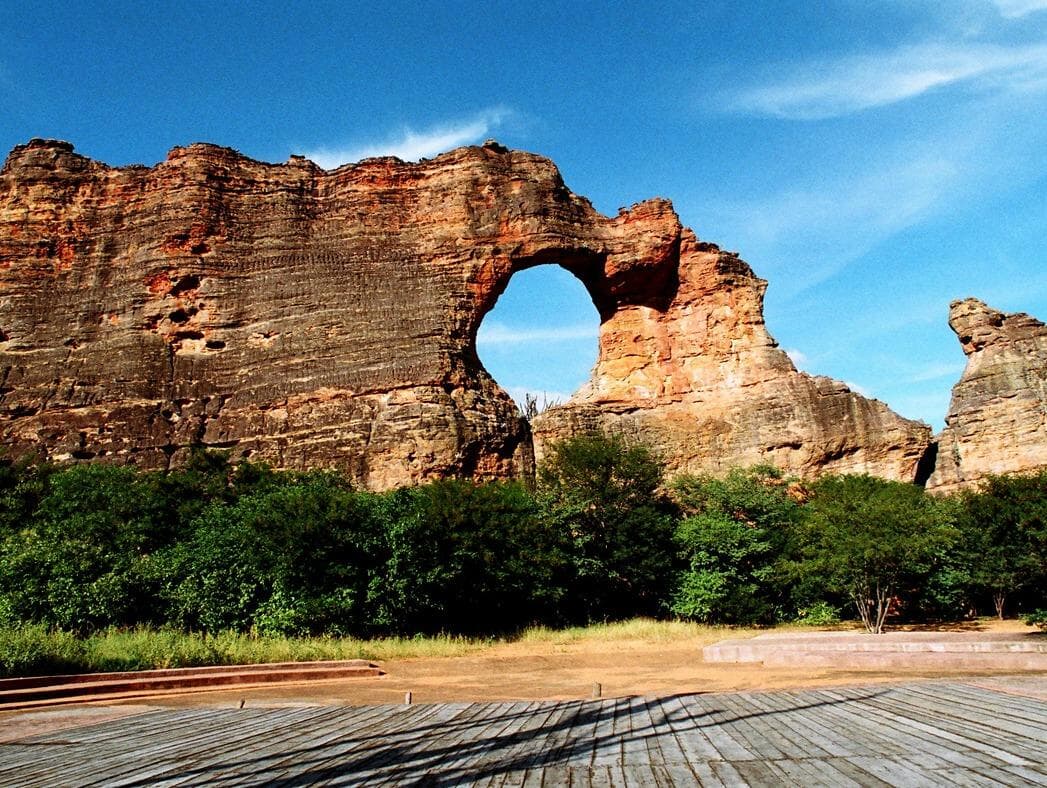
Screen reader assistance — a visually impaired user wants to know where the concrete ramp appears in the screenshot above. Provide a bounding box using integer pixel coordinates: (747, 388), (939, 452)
(703, 630), (1047, 669)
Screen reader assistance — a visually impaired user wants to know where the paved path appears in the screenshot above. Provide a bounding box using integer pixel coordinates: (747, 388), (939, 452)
(1, 679), (1045, 786)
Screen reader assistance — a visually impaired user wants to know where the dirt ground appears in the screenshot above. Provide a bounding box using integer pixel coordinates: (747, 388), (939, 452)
(115, 618), (1043, 709)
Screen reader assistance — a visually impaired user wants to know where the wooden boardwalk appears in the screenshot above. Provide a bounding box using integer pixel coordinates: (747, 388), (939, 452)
(1, 680), (1045, 786)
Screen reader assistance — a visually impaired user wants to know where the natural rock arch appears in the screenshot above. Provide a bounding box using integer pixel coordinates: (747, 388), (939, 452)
(0, 138), (931, 488)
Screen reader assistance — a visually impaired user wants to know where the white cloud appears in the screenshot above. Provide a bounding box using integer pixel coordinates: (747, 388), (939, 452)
(302, 107), (511, 168)
(724, 151), (960, 296)
(991, 0), (1047, 18)
(477, 321), (598, 346)
(784, 348), (808, 367)
(734, 42), (1047, 119)
(909, 361), (966, 382)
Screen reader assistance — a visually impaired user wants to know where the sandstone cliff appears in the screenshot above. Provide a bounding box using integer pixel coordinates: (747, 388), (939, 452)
(927, 298), (1047, 493)
(0, 138), (932, 488)
(531, 233), (933, 481)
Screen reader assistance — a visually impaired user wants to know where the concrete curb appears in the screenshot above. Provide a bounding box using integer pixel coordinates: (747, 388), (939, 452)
(703, 630), (1047, 669)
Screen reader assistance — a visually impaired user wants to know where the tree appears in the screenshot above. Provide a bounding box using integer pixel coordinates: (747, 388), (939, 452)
(956, 471), (1047, 618)
(792, 474), (956, 633)
(537, 432), (676, 622)
(0, 464), (168, 632)
(670, 466), (800, 623)
(374, 479), (567, 634)
(163, 471), (387, 635)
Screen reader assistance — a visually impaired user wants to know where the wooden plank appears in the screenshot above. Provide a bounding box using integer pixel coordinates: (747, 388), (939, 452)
(679, 695), (756, 762)
(475, 702), (562, 779)
(113, 705), (335, 787)
(220, 704), (406, 786)
(619, 698), (650, 766)
(234, 705), (399, 785)
(744, 688), (857, 759)
(810, 689), (996, 771)
(125, 706), (332, 785)
(536, 700), (593, 768)
(720, 690), (816, 760)
(705, 691), (787, 761)
(438, 701), (521, 785)
(278, 703), (451, 788)
(642, 696), (697, 767)
(590, 699), (624, 766)
(10, 708), (302, 786)
(3, 681), (1045, 785)
(342, 702), (482, 784)
(809, 687), (990, 766)
(654, 694), (728, 766)
(858, 689), (1042, 766)
(903, 683), (1047, 741)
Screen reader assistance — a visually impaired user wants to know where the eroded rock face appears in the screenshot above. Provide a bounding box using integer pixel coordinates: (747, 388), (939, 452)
(927, 298), (1047, 493)
(531, 233), (933, 482)
(0, 138), (932, 488)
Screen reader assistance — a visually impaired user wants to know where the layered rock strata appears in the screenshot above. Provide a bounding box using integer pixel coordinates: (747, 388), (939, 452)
(927, 298), (1047, 493)
(531, 237), (932, 481)
(0, 138), (932, 488)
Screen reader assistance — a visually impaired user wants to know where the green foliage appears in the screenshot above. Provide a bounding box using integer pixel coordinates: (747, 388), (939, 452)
(1023, 609), (1047, 629)
(791, 474), (957, 633)
(794, 601), (840, 626)
(955, 471), (1047, 618)
(670, 467), (800, 624)
(0, 464), (170, 632)
(538, 432), (676, 622)
(376, 479), (568, 634)
(1, 449), (1043, 652)
(0, 624), (85, 678)
(165, 471), (387, 635)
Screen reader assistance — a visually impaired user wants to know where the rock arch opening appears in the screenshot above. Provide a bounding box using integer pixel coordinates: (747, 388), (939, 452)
(475, 263), (601, 422)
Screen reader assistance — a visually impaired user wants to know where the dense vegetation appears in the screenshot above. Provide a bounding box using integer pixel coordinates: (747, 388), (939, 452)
(1, 437), (1045, 675)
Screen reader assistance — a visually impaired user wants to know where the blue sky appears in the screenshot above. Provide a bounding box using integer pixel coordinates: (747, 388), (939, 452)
(3, 1), (1045, 430)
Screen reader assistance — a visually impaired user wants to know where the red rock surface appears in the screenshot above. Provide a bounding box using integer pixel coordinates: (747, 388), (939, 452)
(0, 138), (932, 487)
(532, 231), (933, 481)
(927, 298), (1047, 493)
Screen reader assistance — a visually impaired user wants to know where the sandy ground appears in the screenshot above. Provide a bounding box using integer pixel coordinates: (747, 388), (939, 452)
(102, 618), (1043, 709)
(1, 619), (1041, 742)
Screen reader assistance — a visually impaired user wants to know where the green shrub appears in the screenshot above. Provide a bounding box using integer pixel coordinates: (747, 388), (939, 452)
(375, 479), (568, 634)
(794, 601), (840, 626)
(0, 465), (171, 632)
(671, 467), (799, 624)
(791, 474), (957, 633)
(1024, 609), (1047, 630)
(0, 624), (83, 678)
(538, 432), (676, 622)
(164, 471), (387, 635)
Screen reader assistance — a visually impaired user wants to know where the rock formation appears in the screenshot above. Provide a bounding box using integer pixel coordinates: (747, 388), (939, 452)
(0, 138), (932, 488)
(927, 298), (1047, 493)
(531, 237), (933, 482)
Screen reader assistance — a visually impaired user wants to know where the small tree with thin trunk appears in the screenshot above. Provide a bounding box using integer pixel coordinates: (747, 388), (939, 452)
(793, 475), (956, 633)
(957, 471), (1047, 619)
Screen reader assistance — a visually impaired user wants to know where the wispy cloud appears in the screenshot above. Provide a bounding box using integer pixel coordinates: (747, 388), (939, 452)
(784, 348), (808, 368)
(302, 107), (511, 168)
(477, 321), (598, 346)
(733, 42), (1047, 119)
(909, 361), (966, 382)
(991, 0), (1047, 18)
(722, 151), (960, 295)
